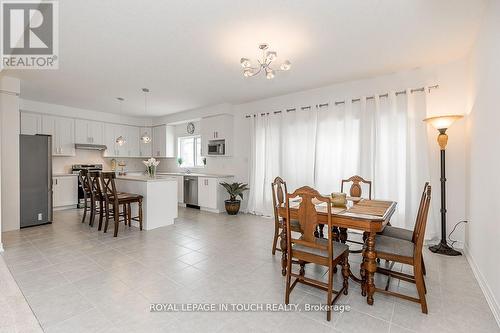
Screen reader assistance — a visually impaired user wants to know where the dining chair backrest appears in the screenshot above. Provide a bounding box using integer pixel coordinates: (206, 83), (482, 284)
(341, 175), (372, 199)
(271, 177), (288, 223)
(285, 186), (333, 259)
(99, 172), (119, 206)
(89, 171), (102, 198)
(79, 169), (93, 196)
(413, 184), (431, 259)
(412, 182), (430, 243)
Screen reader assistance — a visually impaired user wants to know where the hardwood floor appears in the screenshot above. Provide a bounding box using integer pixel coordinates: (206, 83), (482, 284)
(1, 208), (498, 332)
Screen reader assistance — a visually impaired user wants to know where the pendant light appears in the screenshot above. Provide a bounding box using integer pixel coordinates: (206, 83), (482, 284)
(115, 97), (126, 146)
(140, 88), (151, 144)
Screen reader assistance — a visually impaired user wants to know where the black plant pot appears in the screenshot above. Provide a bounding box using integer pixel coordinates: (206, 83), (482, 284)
(225, 200), (241, 215)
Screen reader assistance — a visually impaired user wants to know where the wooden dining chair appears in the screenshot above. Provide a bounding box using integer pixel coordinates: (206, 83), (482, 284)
(79, 170), (94, 225)
(337, 175), (373, 251)
(341, 175), (372, 200)
(100, 172), (143, 237)
(368, 184), (431, 313)
(379, 182), (429, 275)
(285, 186), (350, 321)
(271, 177), (303, 276)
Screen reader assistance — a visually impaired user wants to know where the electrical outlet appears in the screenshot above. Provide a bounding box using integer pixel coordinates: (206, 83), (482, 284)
(38, 213), (43, 221)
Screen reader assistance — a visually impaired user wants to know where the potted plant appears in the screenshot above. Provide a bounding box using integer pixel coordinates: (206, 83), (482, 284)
(220, 182), (249, 215)
(177, 157), (183, 167)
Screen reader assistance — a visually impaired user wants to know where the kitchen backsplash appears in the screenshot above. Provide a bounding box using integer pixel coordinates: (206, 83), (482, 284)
(52, 150), (150, 174)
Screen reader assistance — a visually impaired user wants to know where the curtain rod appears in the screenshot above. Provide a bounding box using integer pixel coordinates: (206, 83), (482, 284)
(245, 84), (439, 118)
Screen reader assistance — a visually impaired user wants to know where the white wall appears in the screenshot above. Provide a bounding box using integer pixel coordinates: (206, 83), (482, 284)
(0, 76), (21, 232)
(465, 0), (500, 324)
(156, 59), (469, 244)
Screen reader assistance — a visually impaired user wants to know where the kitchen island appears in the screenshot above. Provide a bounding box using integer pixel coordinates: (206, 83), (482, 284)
(115, 174), (178, 230)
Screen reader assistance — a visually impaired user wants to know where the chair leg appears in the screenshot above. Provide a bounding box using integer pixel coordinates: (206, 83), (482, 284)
(127, 203), (132, 227)
(342, 255), (350, 295)
(414, 263), (428, 314)
(98, 200), (104, 231)
(272, 224), (279, 255)
(285, 256), (292, 304)
(104, 205), (110, 233)
(326, 264), (334, 321)
(113, 204), (119, 237)
(89, 199), (96, 227)
(299, 261), (305, 276)
(138, 200), (143, 231)
(421, 257), (426, 276)
(81, 196), (87, 223)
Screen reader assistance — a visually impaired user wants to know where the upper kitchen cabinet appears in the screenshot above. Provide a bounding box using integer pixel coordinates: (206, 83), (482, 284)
(200, 114), (233, 156)
(152, 125), (174, 158)
(75, 119), (103, 145)
(139, 127), (152, 157)
(103, 124), (141, 157)
(41, 115), (75, 156)
(124, 126), (140, 157)
(20, 112), (42, 135)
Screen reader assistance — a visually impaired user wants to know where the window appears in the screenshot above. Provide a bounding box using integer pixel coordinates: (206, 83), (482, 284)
(178, 136), (204, 168)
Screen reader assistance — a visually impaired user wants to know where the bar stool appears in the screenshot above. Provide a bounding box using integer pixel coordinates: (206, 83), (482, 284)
(89, 171), (106, 230)
(100, 172), (143, 237)
(79, 170), (95, 225)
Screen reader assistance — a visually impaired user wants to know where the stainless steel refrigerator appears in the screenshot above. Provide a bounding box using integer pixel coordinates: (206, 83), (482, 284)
(20, 134), (53, 227)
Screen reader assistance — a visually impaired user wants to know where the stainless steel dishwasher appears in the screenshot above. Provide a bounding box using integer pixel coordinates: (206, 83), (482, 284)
(184, 176), (198, 206)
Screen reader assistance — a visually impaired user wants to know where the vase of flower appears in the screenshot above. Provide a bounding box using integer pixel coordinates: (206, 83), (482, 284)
(143, 158), (160, 178)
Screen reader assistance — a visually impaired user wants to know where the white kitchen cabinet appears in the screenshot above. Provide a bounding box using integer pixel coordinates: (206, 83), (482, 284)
(125, 126), (140, 157)
(139, 127), (152, 157)
(75, 119), (103, 144)
(198, 176), (233, 212)
(103, 123), (121, 157)
(53, 176), (78, 208)
(200, 114), (233, 156)
(152, 125), (174, 158)
(177, 175), (184, 204)
(41, 115), (75, 156)
(20, 112), (42, 135)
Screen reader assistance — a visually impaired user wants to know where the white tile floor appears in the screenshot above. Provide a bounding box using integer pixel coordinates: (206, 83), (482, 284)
(1, 207), (499, 333)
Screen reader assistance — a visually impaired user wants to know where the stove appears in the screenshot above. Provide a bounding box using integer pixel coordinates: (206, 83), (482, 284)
(72, 164), (103, 208)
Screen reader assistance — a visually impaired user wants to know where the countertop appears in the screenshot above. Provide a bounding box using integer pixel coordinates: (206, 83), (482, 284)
(115, 174), (178, 182)
(53, 173), (79, 177)
(157, 172), (234, 178)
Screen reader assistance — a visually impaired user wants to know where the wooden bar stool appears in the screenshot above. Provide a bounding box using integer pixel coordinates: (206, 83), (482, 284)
(100, 172), (143, 237)
(89, 171), (106, 230)
(79, 170), (95, 225)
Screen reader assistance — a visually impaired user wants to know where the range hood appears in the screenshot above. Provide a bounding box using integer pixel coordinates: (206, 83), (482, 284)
(75, 143), (107, 151)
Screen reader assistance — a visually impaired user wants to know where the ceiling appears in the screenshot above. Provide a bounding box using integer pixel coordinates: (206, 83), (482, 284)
(5, 0), (487, 116)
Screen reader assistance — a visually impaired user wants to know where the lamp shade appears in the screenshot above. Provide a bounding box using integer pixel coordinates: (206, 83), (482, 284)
(423, 115), (463, 130)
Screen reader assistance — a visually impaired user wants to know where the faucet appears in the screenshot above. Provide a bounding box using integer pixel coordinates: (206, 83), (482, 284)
(185, 169), (191, 174)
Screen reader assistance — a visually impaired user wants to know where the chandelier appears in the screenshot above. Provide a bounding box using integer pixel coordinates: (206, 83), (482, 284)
(240, 43), (291, 79)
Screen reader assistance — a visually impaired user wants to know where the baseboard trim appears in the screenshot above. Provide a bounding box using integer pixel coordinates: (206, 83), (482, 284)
(0, 242), (4, 253)
(464, 245), (500, 328)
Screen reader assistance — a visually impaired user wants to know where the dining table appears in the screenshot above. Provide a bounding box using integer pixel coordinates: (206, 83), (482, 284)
(278, 197), (397, 305)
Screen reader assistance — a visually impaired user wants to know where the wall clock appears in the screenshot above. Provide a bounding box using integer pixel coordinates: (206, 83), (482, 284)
(187, 122), (195, 134)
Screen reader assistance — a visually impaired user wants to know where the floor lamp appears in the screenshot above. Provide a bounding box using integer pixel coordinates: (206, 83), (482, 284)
(424, 114), (463, 256)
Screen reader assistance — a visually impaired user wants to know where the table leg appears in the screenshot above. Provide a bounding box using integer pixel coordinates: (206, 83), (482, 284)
(280, 221), (287, 276)
(339, 227), (348, 243)
(365, 232), (377, 305)
(360, 249), (366, 296)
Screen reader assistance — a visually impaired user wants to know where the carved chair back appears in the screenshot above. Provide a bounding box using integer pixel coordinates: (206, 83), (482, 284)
(340, 175), (372, 199)
(285, 186), (333, 261)
(272, 177), (288, 226)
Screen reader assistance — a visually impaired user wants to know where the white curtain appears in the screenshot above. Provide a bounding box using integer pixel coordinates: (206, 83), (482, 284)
(247, 90), (438, 238)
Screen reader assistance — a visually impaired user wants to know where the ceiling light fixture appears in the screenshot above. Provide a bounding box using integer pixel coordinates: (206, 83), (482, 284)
(140, 88), (152, 144)
(115, 97), (126, 146)
(240, 44), (291, 79)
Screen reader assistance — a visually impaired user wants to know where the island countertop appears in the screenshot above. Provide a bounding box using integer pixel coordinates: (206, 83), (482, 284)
(115, 174), (178, 182)
(157, 172), (234, 178)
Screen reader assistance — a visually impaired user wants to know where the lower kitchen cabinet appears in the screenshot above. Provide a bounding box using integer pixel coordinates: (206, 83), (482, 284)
(53, 176), (78, 208)
(198, 176), (233, 213)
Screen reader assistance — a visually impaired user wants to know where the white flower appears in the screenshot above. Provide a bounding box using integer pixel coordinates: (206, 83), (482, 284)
(143, 157), (160, 167)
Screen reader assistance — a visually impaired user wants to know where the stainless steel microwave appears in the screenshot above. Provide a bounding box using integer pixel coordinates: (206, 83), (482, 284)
(208, 140), (225, 155)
